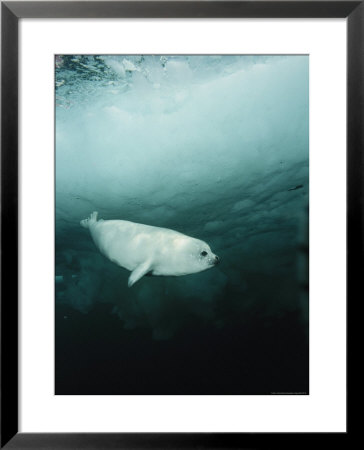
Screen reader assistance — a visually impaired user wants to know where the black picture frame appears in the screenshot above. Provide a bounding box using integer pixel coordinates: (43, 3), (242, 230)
(1, 1), (357, 448)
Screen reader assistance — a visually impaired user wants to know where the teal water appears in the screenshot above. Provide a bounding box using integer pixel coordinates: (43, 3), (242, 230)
(55, 55), (309, 394)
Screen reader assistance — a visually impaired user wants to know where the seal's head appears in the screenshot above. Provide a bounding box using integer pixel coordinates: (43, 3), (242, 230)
(164, 236), (219, 276)
(196, 242), (220, 268)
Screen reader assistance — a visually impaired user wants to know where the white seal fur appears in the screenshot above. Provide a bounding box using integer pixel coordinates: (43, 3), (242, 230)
(81, 211), (220, 287)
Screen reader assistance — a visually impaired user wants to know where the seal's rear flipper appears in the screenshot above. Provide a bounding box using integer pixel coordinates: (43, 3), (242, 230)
(128, 261), (152, 287)
(80, 211), (99, 228)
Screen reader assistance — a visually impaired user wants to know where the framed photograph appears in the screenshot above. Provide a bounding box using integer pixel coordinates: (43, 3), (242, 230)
(1, 1), (356, 448)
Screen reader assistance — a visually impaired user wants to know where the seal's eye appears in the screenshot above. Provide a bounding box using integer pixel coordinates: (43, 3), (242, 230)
(201, 251), (208, 257)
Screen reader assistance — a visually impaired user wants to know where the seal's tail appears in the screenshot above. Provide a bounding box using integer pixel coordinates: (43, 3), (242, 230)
(80, 211), (98, 229)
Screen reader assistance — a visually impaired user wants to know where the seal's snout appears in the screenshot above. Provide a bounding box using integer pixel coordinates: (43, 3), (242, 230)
(214, 255), (220, 265)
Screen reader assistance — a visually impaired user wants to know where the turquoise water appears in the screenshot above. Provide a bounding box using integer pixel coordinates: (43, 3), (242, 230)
(55, 55), (309, 394)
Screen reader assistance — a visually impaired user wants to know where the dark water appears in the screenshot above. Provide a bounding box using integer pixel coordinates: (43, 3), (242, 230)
(55, 55), (309, 395)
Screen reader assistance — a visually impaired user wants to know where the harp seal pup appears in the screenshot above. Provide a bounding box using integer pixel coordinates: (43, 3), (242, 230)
(81, 211), (220, 287)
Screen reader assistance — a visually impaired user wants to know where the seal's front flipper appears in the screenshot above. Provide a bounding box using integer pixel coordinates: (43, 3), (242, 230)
(128, 261), (152, 287)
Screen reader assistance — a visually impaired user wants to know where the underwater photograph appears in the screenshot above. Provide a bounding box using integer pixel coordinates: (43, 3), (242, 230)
(55, 55), (309, 395)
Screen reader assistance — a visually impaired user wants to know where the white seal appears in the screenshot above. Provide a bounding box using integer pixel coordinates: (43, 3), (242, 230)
(81, 211), (220, 287)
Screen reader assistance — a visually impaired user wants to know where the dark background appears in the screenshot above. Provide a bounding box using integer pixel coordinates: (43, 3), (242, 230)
(55, 298), (308, 395)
